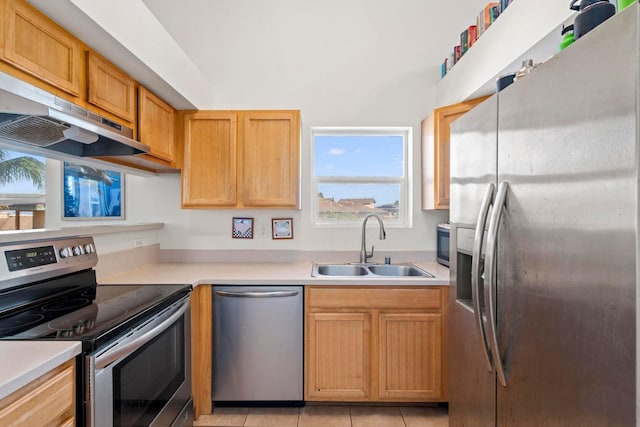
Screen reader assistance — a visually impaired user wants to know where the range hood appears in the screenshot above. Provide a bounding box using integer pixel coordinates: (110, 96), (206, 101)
(0, 71), (150, 157)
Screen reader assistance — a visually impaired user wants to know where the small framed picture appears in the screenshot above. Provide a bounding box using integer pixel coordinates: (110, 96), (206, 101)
(232, 217), (254, 239)
(272, 218), (293, 239)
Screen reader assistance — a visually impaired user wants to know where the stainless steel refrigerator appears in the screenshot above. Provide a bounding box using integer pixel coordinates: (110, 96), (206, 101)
(447, 5), (636, 426)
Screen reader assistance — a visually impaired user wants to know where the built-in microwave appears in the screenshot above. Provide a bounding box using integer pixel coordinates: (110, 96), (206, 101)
(437, 223), (450, 267)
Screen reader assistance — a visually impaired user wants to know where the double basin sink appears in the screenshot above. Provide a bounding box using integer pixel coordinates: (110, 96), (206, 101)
(312, 263), (434, 278)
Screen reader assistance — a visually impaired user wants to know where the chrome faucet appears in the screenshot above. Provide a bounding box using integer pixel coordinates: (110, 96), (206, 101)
(360, 214), (386, 264)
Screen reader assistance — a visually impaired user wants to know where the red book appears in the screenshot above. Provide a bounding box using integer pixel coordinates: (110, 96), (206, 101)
(468, 25), (478, 47)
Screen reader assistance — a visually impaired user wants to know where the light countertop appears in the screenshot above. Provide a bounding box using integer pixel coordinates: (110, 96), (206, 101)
(0, 341), (81, 400)
(99, 261), (450, 286)
(0, 261), (448, 402)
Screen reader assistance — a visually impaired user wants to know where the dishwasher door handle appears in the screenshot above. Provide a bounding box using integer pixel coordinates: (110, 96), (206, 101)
(215, 290), (299, 298)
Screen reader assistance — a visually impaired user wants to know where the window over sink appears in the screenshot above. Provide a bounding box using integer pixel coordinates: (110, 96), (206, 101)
(311, 127), (411, 227)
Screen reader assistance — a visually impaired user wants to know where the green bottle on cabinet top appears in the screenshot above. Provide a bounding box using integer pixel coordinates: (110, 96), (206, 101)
(560, 24), (575, 50)
(618, 0), (634, 10)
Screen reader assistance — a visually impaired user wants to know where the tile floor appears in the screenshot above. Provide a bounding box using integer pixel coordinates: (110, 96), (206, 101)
(193, 405), (448, 427)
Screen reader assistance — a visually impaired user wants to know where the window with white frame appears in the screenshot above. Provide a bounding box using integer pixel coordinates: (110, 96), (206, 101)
(311, 127), (411, 226)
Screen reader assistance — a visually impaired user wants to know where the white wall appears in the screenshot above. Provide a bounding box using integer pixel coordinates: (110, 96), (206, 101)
(45, 0), (488, 256)
(134, 0), (486, 254)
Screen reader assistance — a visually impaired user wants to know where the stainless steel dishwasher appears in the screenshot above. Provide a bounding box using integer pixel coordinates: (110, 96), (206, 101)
(212, 286), (303, 404)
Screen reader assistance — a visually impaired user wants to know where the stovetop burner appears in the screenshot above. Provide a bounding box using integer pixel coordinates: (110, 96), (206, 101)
(42, 298), (91, 312)
(48, 304), (126, 332)
(0, 312), (45, 335)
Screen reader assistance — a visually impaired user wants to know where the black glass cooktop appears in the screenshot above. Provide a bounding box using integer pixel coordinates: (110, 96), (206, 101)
(0, 270), (190, 352)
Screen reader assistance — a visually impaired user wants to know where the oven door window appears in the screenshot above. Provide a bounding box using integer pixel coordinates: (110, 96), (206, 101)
(113, 317), (184, 427)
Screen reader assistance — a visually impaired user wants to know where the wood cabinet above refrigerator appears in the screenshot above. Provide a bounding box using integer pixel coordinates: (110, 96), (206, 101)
(421, 96), (489, 210)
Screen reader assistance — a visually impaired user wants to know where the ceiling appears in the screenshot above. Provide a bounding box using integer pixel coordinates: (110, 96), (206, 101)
(28, 0), (488, 110)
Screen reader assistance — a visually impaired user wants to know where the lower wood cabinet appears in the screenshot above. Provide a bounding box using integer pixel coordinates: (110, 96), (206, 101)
(378, 312), (443, 400)
(306, 312), (372, 401)
(305, 286), (446, 402)
(0, 359), (75, 426)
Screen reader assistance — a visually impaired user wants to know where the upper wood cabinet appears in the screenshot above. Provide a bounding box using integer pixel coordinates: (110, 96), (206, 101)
(422, 96), (489, 210)
(138, 86), (176, 163)
(182, 111), (238, 207)
(239, 111), (300, 208)
(0, 0), (82, 96)
(182, 110), (300, 209)
(0, 359), (75, 426)
(87, 51), (136, 123)
(305, 286), (447, 403)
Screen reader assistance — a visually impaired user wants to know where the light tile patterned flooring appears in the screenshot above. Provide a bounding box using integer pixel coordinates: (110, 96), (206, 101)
(194, 405), (448, 427)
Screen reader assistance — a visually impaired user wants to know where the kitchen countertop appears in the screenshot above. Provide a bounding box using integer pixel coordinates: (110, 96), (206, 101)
(0, 341), (81, 400)
(0, 261), (448, 402)
(99, 261), (450, 286)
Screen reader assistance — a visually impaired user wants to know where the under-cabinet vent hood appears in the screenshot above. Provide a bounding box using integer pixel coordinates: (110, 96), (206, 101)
(0, 71), (150, 157)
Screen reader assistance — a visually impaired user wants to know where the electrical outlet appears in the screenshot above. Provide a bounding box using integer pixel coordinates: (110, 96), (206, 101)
(133, 238), (143, 248)
(258, 222), (269, 238)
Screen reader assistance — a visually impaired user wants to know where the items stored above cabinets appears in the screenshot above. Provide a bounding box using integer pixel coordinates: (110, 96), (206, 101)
(305, 286), (447, 403)
(422, 96), (489, 210)
(181, 110), (300, 209)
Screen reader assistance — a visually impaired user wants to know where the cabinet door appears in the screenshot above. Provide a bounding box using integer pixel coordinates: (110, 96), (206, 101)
(422, 96), (489, 210)
(378, 312), (443, 401)
(239, 111), (300, 208)
(1, 0), (82, 96)
(138, 86), (176, 163)
(0, 359), (75, 426)
(87, 51), (136, 122)
(306, 312), (371, 401)
(182, 111), (237, 207)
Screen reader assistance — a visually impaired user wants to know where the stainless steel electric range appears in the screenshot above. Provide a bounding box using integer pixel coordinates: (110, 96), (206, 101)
(0, 236), (193, 427)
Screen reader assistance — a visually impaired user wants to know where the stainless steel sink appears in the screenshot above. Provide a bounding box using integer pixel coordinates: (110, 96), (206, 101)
(315, 264), (369, 276)
(368, 264), (433, 277)
(311, 263), (434, 278)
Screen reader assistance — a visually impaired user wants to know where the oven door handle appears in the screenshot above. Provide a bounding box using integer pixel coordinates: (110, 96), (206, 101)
(95, 297), (189, 371)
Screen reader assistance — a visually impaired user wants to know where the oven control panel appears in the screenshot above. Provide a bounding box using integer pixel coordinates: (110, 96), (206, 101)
(5, 245), (57, 272)
(1, 236), (98, 290)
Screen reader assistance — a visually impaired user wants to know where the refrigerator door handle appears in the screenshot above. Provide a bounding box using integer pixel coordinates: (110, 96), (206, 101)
(485, 181), (508, 387)
(471, 183), (495, 372)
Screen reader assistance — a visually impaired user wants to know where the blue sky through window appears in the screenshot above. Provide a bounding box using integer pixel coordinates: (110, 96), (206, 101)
(314, 135), (404, 177)
(314, 134), (405, 207)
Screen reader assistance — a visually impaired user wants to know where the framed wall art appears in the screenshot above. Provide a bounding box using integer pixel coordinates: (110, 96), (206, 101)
(272, 218), (293, 239)
(232, 217), (254, 239)
(62, 162), (124, 219)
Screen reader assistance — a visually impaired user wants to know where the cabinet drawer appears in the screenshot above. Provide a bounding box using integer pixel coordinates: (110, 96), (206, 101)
(0, 359), (75, 427)
(306, 287), (443, 310)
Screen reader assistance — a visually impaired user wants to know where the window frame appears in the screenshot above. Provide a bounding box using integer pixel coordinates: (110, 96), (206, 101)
(310, 126), (412, 228)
